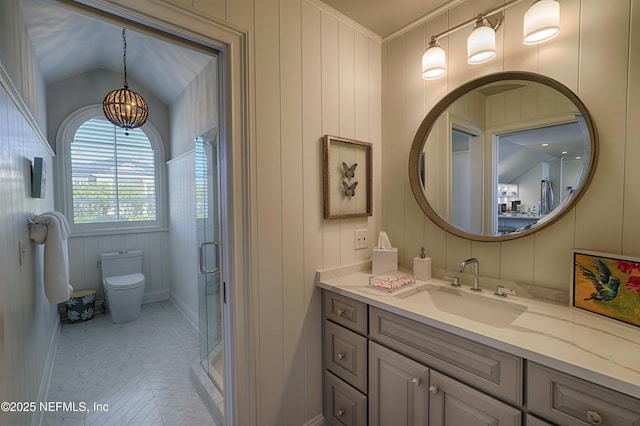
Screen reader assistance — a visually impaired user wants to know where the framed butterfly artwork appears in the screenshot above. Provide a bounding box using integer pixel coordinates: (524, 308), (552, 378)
(572, 249), (640, 327)
(323, 135), (372, 219)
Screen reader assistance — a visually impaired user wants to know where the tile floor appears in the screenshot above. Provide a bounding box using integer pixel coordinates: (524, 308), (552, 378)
(43, 300), (219, 426)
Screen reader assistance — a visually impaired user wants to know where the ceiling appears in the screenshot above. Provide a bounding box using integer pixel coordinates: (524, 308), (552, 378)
(16, 0), (456, 105)
(18, 0), (215, 105)
(322, 0), (453, 37)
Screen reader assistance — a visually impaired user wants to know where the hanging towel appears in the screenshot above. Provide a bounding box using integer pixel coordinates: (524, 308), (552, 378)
(32, 212), (72, 304)
(44, 210), (70, 238)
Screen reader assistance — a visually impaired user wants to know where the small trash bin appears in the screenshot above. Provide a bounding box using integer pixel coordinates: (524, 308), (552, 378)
(66, 290), (96, 323)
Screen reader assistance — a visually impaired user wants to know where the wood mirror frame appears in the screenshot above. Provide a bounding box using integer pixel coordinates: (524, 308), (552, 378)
(408, 71), (598, 242)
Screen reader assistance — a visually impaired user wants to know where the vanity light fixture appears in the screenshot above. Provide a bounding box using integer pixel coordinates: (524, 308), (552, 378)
(103, 28), (149, 135)
(467, 15), (500, 64)
(421, 0), (560, 80)
(523, 0), (560, 45)
(422, 37), (447, 80)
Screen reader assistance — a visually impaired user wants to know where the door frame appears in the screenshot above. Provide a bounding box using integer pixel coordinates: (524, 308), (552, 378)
(71, 1), (255, 424)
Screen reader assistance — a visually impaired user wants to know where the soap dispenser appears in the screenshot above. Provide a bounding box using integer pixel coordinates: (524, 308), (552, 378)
(413, 246), (432, 281)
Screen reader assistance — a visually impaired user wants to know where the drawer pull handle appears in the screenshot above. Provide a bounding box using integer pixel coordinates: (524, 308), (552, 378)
(337, 409), (345, 416)
(586, 410), (603, 425)
(337, 352), (345, 360)
(335, 308), (345, 316)
(428, 385), (439, 395)
(412, 377), (421, 386)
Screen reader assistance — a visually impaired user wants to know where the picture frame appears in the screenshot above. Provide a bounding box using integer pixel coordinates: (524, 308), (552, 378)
(323, 135), (372, 219)
(572, 249), (640, 327)
(31, 157), (46, 198)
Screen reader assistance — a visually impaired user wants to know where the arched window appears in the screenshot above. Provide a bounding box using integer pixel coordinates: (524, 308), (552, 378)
(57, 106), (165, 235)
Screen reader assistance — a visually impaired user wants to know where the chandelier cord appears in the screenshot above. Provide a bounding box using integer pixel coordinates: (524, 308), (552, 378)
(122, 28), (128, 88)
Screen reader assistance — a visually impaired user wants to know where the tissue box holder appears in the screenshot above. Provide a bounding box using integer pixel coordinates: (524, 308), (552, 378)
(369, 271), (415, 293)
(372, 248), (398, 275)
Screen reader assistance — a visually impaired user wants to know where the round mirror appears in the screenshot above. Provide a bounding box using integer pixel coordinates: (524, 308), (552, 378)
(409, 71), (598, 242)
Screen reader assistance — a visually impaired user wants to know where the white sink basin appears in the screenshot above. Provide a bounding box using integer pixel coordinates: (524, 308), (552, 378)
(397, 284), (527, 328)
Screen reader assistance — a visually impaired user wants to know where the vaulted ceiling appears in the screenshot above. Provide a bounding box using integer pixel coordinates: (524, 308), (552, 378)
(18, 0), (216, 105)
(18, 0), (455, 108)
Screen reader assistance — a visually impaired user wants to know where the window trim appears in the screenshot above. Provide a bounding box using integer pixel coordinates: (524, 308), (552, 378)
(56, 104), (167, 236)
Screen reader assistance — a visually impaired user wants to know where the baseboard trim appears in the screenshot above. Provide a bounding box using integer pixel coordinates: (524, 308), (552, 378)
(170, 291), (198, 330)
(142, 289), (170, 304)
(32, 313), (61, 426)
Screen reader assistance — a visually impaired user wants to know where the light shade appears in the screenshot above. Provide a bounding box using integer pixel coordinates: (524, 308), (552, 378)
(523, 0), (560, 45)
(422, 40), (446, 80)
(103, 86), (149, 134)
(467, 22), (496, 64)
(103, 29), (149, 135)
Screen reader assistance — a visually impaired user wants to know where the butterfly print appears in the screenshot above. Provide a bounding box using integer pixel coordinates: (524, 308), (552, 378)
(342, 162), (357, 179)
(342, 181), (358, 197)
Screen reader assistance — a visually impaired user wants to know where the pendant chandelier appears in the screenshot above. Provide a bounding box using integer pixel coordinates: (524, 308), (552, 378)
(103, 28), (148, 135)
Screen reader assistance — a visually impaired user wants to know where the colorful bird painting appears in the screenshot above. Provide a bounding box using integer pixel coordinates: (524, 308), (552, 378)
(577, 258), (621, 302)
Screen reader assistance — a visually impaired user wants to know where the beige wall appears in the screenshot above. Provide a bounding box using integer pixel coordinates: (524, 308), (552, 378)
(254, 1), (381, 424)
(383, 0), (640, 291)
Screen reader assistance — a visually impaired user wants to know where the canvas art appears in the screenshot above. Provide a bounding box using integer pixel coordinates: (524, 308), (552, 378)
(573, 250), (640, 327)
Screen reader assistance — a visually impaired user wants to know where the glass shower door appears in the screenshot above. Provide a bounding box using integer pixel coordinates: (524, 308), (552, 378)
(195, 128), (225, 411)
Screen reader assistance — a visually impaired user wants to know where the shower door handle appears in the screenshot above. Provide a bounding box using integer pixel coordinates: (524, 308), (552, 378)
(199, 241), (219, 274)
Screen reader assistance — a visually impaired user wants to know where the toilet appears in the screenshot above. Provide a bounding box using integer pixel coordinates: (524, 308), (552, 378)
(100, 250), (145, 323)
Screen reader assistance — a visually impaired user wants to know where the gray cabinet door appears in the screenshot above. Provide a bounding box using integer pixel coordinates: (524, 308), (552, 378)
(369, 341), (429, 426)
(429, 370), (522, 426)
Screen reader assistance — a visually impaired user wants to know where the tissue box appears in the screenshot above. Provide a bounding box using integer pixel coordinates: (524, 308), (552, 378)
(372, 248), (398, 275)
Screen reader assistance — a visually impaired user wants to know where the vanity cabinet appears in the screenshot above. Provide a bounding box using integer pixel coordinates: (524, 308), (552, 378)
(527, 362), (640, 426)
(323, 291), (369, 426)
(322, 289), (640, 426)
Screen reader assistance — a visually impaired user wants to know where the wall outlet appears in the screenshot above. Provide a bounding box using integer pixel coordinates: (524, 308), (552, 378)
(355, 229), (368, 250)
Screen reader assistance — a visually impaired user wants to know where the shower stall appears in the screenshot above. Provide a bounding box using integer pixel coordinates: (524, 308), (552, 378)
(195, 128), (225, 417)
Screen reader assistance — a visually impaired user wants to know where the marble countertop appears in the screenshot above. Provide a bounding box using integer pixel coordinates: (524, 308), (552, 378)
(317, 263), (640, 399)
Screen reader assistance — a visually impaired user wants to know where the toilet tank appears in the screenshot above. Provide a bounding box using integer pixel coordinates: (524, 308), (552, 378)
(100, 250), (143, 279)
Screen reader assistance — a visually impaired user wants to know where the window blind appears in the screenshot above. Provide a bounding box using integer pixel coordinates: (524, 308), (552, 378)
(71, 117), (156, 224)
(195, 137), (209, 219)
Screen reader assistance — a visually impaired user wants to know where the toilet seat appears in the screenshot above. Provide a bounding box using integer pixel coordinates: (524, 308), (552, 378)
(104, 273), (145, 290)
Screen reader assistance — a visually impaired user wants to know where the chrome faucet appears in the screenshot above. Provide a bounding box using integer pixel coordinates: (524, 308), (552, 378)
(459, 258), (481, 292)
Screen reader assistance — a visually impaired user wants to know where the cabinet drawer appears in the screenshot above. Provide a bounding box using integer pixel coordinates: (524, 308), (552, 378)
(323, 290), (368, 335)
(527, 362), (640, 426)
(324, 320), (368, 393)
(370, 307), (523, 405)
(324, 372), (367, 426)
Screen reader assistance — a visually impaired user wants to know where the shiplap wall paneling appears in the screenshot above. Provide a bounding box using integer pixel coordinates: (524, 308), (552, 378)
(67, 232), (170, 303)
(168, 152), (198, 325)
(0, 85), (57, 426)
(382, 35), (407, 262)
(280, 0), (306, 424)
(623, 0), (640, 256)
(255, 0), (285, 423)
(301, 2), (326, 420)
(574, 1), (629, 252)
(385, 0), (639, 292)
